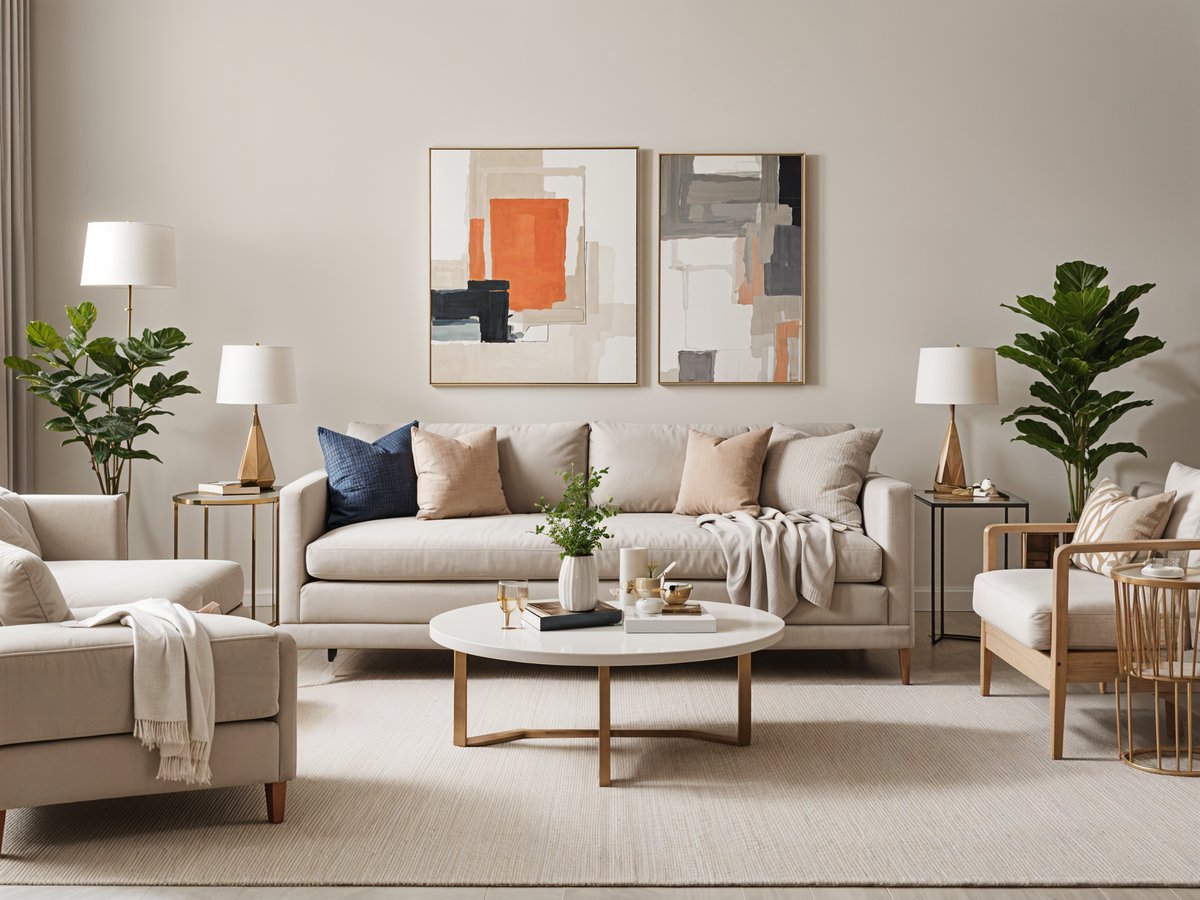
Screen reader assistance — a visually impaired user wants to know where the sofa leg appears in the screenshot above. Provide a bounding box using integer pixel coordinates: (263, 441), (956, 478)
(980, 621), (993, 697)
(1050, 666), (1067, 760)
(265, 782), (286, 824)
(1, 808), (5, 855)
(897, 647), (911, 685)
(327, 649), (338, 663)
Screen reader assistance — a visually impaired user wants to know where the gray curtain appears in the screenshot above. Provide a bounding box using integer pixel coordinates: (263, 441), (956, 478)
(0, 0), (31, 491)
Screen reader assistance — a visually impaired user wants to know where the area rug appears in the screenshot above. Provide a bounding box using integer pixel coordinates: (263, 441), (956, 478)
(2, 645), (1198, 886)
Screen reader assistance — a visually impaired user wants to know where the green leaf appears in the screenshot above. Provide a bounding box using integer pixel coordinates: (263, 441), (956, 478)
(26, 321), (67, 352)
(1055, 260), (1108, 293)
(3, 356), (40, 376)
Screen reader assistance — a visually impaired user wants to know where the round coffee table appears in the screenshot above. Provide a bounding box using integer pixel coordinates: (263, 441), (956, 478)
(428, 602), (784, 787)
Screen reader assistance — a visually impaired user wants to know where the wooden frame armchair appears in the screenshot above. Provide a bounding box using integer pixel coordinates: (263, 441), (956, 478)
(978, 522), (1200, 759)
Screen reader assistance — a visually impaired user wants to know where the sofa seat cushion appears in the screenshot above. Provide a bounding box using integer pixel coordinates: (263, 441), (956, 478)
(0, 615), (280, 747)
(305, 513), (883, 583)
(973, 567), (1117, 651)
(46, 559), (245, 615)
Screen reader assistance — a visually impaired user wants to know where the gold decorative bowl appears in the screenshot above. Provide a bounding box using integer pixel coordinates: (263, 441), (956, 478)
(662, 582), (692, 606)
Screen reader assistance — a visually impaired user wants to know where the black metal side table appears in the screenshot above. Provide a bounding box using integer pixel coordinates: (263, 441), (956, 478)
(915, 489), (1029, 644)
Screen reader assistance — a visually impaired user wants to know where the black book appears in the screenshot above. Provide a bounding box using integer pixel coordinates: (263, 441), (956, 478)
(522, 600), (622, 631)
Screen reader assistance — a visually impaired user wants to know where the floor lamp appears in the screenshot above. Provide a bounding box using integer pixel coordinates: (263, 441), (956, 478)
(80, 222), (177, 503)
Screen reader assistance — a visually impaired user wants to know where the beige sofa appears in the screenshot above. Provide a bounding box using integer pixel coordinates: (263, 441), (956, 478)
(280, 422), (915, 680)
(0, 493), (297, 852)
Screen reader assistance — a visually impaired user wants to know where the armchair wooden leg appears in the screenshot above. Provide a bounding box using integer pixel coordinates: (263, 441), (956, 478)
(265, 781), (287, 824)
(980, 621), (993, 697)
(897, 648), (911, 685)
(1050, 665), (1067, 760)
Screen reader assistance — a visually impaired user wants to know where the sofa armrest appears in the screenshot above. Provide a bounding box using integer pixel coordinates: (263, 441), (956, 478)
(274, 628), (297, 782)
(861, 473), (914, 632)
(278, 470), (328, 626)
(22, 494), (128, 561)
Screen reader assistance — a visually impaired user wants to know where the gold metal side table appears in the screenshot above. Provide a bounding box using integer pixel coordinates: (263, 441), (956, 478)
(1112, 563), (1200, 775)
(172, 490), (281, 625)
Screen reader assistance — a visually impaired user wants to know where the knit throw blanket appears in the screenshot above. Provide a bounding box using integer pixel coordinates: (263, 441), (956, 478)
(65, 598), (215, 784)
(698, 508), (845, 619)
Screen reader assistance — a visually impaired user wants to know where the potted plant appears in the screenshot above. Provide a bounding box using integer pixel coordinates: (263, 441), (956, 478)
(997, 261), (1163, 520)
(535, 466), (620, 611)
(3, 301), (199, 499)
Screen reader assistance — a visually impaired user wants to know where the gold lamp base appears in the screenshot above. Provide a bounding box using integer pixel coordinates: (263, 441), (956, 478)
(238, 405), (276, 489)
(933, 405), (967, 495)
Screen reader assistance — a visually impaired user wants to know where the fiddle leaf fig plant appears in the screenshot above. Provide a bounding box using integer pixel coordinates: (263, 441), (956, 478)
(3, 301), (200, 495)
(535, 466), (621, 558)
(997, 261), (1163, 520)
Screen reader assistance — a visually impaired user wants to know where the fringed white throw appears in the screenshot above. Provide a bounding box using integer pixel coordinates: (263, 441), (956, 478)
(698, 508), (844, 618)
(65, 598), (215, 784)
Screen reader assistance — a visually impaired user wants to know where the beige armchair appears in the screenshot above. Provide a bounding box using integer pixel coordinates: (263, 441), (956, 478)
(975, 522), (1200, 759)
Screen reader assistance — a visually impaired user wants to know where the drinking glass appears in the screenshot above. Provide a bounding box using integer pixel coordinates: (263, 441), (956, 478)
(497, 579), (529, 629)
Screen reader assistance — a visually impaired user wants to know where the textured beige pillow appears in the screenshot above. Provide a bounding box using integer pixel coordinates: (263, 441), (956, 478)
(411, 426), (511, 520)
(0, 487), (40, 557)
(759, 425), (883, 528)
(1163, 461), (1200, 568)
(674, 427), (771, 516)
(1074, 478), (1175, 574)
(0, 540), (72, 626)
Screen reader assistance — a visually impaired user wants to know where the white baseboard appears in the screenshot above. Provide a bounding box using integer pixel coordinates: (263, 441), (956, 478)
(915, 587), (973, 612)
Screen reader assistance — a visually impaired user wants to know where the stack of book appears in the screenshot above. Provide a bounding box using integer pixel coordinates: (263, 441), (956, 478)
(522, 600), (621, 631)
(198, 480), (261, 496)
(624, 603), (716, 634)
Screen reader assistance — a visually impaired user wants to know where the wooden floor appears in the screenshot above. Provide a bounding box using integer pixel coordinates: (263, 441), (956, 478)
(3, 613), (1196, 899)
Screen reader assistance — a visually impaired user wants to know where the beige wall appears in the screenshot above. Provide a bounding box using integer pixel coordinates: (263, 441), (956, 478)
(29, 0), (1200, 608)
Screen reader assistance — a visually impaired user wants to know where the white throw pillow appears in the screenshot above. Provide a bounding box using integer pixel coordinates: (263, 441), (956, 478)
(1163, 461), (1200, 568)
(0, 540), (72, 626)
(759, 425), (883, 528)
(1073, 478), (1175, 575)
(0, 487), (40, 557)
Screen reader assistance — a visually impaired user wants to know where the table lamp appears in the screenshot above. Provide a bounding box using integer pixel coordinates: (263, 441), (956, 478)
(216, 344), (297, 489)
(80, 222), (176, 339)
(914, 346), (998, 494)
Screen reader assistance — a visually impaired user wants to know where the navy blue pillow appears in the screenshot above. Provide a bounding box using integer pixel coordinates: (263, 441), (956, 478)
(318, 422), (419, 528)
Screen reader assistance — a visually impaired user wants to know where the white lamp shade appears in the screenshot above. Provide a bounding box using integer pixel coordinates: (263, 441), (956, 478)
(216, 345), (297, 406)
(914, 346), (999, 406)
(80, 222), (176, 288)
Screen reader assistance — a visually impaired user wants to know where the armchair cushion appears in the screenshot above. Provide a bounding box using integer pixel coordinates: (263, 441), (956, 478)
(973, 566), (1116, 650)
(0, 541), (72, 626)
(0, 487), (40, 556)
(1073, 478), (1174, 574)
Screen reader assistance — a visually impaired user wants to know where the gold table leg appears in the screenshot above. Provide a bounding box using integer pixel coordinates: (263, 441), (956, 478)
(173, 503), (179, 560)
(251, 504), (257, 622)
(203, 507), (209, 559)
(452, 652), (754, 787)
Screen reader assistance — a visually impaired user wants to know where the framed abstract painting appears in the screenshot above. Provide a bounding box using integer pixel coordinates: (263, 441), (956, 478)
(429, 147), (639, 386)
(658, 153), (806, 385)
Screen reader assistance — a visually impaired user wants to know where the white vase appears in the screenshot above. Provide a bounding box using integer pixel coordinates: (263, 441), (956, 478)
(559, 554), (599, 612)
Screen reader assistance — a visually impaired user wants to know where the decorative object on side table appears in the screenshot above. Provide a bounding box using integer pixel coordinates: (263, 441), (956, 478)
(216, 343), (297, 489)
(535, 466), (620, 612)
(997, 260), (1163, 521)
(916, 488), (1029, 643)
(173, 489), (280, 624)
(4, 302), (198, 500)
(914, 345), (998, 494)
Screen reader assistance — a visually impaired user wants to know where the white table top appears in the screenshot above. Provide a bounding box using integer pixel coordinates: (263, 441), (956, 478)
(428, 602), (785, 667)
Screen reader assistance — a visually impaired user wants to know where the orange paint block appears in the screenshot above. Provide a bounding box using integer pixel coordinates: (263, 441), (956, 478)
(774, 320), (801, 382)
(489, 198), (568, 310)
(468, 218), (485, 281)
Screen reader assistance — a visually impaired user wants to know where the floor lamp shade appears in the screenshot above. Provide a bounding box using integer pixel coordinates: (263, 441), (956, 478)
(914, 346), (998, 492)
(80, 222), (176, 288)
(217, 345), (297, 488)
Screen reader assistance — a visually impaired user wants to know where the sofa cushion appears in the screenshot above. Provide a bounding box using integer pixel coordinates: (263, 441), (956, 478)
(411, 426), (511, 520)
(349, 422), (588, 514)
(305, 512), (882, 583)
(0, 487), (40, 557)
(973, 566), (1117, 650)
(0, 541), (72, 626)
(1163, 461), (1200, 568)
(0, 615), (280, 747)
(591, 422), (854, 514)
(46, 559), (245, 614)
(674, 427), (772, 516)
(760, 425), (883, 528)
(319, 421), (418, 527)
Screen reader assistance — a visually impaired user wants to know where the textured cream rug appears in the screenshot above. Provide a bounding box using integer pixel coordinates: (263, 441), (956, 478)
(2, 638), (1199, 887)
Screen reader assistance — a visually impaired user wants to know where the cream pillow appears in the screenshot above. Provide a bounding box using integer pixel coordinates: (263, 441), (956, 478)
(759, 425), (882, 528)
(674, 427), (771, 516)
(1162, 461), (1200, 568)
(0, 487), (40, 557)
(411, 426), (511, 520)
(0, 540), (72, 626)
(1073, 478), (1175, 574)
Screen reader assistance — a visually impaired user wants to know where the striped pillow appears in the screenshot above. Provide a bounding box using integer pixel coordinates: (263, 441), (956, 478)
(1073, 478), (1175, 574)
